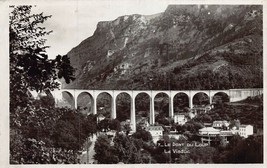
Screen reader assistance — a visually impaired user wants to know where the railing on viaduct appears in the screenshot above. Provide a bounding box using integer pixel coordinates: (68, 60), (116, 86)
(50, 88), (263, 132)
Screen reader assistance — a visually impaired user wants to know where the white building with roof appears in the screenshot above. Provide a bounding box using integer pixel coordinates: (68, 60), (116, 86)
(146, 126), (164, 143)
(199, 127), (221, 136)
(198, 127), (220, 145)
(173, 114), (187, 125)
(239, 125), (253, 138)
(146, 126), (164, 137)
(198, 126), (237, 145)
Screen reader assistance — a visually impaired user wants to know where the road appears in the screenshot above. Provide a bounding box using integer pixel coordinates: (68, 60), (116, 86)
(79, 134), (97, 164)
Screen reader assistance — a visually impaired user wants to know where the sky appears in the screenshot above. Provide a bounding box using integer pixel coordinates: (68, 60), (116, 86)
(30, 0), (177, 59)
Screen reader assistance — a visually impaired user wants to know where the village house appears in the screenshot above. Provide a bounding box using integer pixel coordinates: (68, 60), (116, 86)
(146, 125), (164, 143)
(239, 124), (253, 138)
(198, 127), (234, 145)
(198, 127), (220, 145)
(146, 125), (164, 136)
(198, 123), (253, 146)
(97, 114), (105, 123)
(212, 120), (229, 130)
(203, 122), (213, 127)
(173, 114), (187, 125)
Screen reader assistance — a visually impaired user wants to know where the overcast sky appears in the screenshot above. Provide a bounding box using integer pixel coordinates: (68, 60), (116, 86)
(29, 0), (178, 59)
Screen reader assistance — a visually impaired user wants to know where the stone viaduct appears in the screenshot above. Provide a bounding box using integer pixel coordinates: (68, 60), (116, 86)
(51, 88), (263, 132)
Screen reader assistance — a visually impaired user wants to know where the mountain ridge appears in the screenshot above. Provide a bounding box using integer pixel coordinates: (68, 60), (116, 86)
(62, 5), (263, 90)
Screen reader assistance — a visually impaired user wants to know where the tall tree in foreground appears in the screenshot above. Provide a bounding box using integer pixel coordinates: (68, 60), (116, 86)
(9, 5), (75, 126)
(9, 5), (75, 111)
(9, 5), (77, 164)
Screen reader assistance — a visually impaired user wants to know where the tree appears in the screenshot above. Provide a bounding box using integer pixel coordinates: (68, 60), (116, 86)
(194, 113), (212, 123)
(109, 119), (121, 132)
(85, 114), (98, 135)
(9, 5), (75, 111)
(150, 147), (169, 163)
(9, 106), (90, 164)
(113, 133), (146, 164)
(187, 146), (218, 163)
(116, 95), (131, 122)
(98, 118), (121, 132)
(229, 119), (241, 129)
(132, 125), (152, 142)
(193, 93), (209, 106)
(220, 135), (263, 163)
(9, 5), (77, 164)
(94, 132), (155, 164)
(156, 115), (170, 126)
(9, 4), (76, 131)
(175, 124), (185, 134)
(98, 118), (110, 132)
(123, 123), (132, 135)
(94, 135), (119, 164)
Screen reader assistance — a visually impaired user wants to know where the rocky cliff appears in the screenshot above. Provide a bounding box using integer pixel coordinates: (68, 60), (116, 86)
(63, 5), (263, 90)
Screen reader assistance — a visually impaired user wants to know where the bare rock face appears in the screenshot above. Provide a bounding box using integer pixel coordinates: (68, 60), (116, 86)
(63, 5), (262, 90)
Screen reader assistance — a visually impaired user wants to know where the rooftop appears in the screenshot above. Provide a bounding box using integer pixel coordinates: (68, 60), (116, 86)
(146, 126), (164, 131)
(239, 124), (253, 128)
(199, 127), (220, 133)
(213, 120), (229, 124)
(98, 114), (105, 118)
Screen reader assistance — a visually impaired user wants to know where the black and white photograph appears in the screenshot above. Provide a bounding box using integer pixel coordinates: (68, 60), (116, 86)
(1, 0), (265, 166)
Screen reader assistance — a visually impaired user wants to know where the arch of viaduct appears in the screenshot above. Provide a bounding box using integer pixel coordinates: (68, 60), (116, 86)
(51, 88), (262, 132)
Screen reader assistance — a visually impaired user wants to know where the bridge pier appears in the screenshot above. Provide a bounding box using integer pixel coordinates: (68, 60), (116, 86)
(92, 99), (97, 115)
(130, 96), (136, 132)
(209, 96), (213, 105)
(74, 99), (78, 109)
(189, 96), (193, 109)
(169, 96), (174, 118)
(150, 96), (155, 125)
(111, 94), (116, 119)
